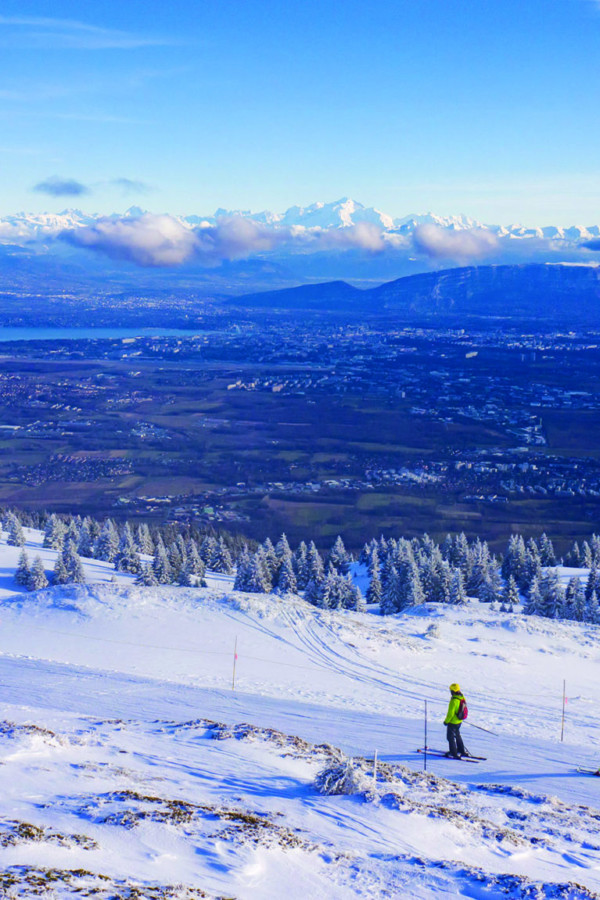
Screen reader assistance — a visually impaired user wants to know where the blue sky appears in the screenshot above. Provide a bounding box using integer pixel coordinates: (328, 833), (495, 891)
(1, 0), (599, 223)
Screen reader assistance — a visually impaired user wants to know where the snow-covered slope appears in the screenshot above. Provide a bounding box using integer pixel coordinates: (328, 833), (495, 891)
(1, 530), (599, 898)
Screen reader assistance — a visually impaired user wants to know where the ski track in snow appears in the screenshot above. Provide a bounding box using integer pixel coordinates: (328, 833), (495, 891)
(0, 529), (600, 897)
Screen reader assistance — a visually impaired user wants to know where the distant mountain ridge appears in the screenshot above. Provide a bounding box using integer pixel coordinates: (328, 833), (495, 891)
(2, 198), (600, 245)
(233, 264), (600, 322)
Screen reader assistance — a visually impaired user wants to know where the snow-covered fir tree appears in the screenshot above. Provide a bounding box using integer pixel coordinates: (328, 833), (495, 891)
(43, 514), (65, 550)
(136, 523), (154, 555)
(77, 519), (94, 558)
(275, 555), (297, 595)
(6, 513), (25, 547)
(306, 541), (325, 585)
(449, 569), (467, 606)
(14, 549), (31, 586)
(233, 546), (252, 592)
(135, 564), (159, 586)
(501, 575), (520, 612)
(28, 555), (49, 591)
(245, 547), (272, 594)
(199, 535), (217, 567)
(178, 553), (207, 587)
(211, 536), (233, 574)
(293, 541), (309, 589)
(94, 519), (119, 563)
(586, 589), (600, 625)
(261, 538), (279, 581)
(114, 523), (141, 574)
(327, 535), (350, 575)
(152, 537), (173, 585)
(539, 570), (563, 619)
(366, 548), (382, 605)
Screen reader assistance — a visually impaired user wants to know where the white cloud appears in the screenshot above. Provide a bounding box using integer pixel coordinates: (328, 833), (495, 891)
(63, 214), (199, 267)
(413, 224), (499, 260)
(308, 222), (389, 253)
(62, 213), (290, 268)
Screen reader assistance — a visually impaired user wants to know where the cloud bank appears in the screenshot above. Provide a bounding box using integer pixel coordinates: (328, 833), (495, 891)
(61, 214), (397, 268)
(413, 224), (499, 260)
(63, 214), (200, 267)
(33, 176), (89, 198)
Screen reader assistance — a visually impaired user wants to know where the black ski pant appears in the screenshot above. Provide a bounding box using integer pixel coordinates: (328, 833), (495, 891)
(446, 723), (465, 757)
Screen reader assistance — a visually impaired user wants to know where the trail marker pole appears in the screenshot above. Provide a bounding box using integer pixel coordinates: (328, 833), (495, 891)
(373, 750), (378, 788)
(232, 637), (238, 691)
(424, 700), (428, 772)
(561, 679), (566, 742)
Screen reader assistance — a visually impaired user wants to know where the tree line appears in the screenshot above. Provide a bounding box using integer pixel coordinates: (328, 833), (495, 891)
(3, 506), (600, 625)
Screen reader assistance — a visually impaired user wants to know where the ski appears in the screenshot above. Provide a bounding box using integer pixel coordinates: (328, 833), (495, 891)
(576, 766), (600, 776)
(416, 748), (485, 762)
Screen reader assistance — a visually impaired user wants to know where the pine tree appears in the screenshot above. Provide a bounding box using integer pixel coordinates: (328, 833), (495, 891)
(135, 564), (159, 586)
(77, 519), (94, 558)
(342, 578), (365, 612)
(245, 548), (272, 593)
(136, 523), (154, 555)
(449, 569), (467, 605)
(573, 580), (587, 622)
(479, 568), (502, 604)
(275, 555), (297, 595)
(524, 576), (543, 616)
(261, 538), (279, 580)
(539, 569), (563, 619)
(539, 532), (556, 567)
(14, 549), (31, 586)
(167, 540), (184, 580)
(586, 589), (600, 625)
(114, 523), (141, 574)
(28, 555), (49, 591)
(275, 533), (292, 560)
(327, 535), (350, 575)
(94, 519), (119, 562)
(212, 536), (233, 574)
(380, 564), (403, 615)
(366, 560), (382, 605)
(306, 541), (324, 585)
(52, 551), (70, 585)
(64, 545), (86, 583)
(564, 541), (582, 568)
(401, 560), (425, 610)
(43, 514), (65, 550)
(502, 575), (520, 612)
(233, 546), (252, 591)
(6, 513), (25, 547)
(178, 554), (207, 587)
(562, 577), (578, 620)
(293, 541), (309, 589)
(199, 535), (217, 566)
(304, 577), (322, 607)
(152, 537), (172, 585)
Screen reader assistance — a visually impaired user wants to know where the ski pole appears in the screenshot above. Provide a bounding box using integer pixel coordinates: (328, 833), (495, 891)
(464, 721), (497, 736)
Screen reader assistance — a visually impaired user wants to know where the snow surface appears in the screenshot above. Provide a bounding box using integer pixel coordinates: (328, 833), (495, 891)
(1, 530), (600, 898)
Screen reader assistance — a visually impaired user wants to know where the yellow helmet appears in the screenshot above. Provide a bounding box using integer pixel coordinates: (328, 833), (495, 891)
(449, 683), (460, 692)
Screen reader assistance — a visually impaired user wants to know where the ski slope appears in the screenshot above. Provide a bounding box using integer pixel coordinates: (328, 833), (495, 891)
(0, 529), (599, 898)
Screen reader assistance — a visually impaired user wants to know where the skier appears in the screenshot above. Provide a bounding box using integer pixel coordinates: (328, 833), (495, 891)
(444, 682), (467, 759)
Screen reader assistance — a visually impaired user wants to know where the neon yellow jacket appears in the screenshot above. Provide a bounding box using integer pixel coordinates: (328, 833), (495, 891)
(444, 692), (465, 725)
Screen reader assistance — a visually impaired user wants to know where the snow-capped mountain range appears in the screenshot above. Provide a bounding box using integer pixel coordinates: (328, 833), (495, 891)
(2, 197), (600, 244)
